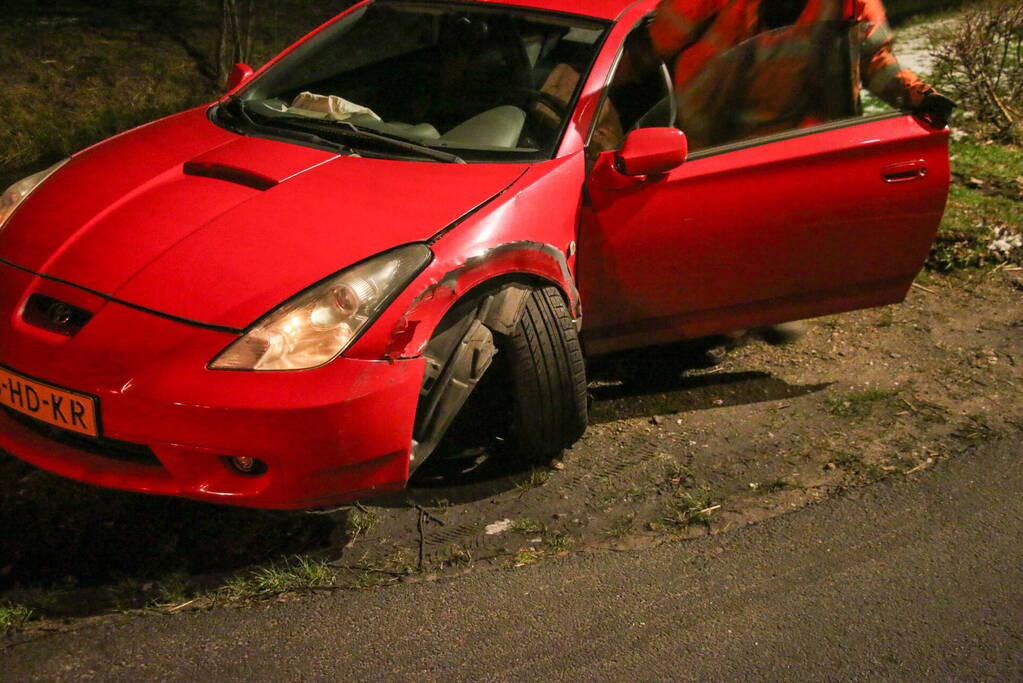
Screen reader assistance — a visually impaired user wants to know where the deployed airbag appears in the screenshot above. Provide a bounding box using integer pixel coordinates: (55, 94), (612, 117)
(288, 92), (382, 122)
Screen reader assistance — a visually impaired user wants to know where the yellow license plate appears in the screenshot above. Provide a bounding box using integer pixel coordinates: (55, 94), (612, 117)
(0, 365), (99, 437)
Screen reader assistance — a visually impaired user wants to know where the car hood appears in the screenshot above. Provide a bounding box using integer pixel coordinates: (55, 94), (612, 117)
(0, 108), (528, 330)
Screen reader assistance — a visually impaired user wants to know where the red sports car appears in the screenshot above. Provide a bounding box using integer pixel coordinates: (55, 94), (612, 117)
(0, 0), (948, 508)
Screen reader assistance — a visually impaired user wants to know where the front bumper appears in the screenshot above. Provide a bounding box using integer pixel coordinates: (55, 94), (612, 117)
(0, 262), (424, 509)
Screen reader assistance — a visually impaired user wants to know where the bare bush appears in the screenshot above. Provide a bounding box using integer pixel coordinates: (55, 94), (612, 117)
(930, 0), (1023, 143)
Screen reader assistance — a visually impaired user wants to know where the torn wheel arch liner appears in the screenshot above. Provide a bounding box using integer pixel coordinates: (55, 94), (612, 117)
(408, 274), (582, 469)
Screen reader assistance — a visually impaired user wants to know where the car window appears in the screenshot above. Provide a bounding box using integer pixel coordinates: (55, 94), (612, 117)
(675, 21), (862, 151)
(668, 11), (921, 156)
(596, 10), (913, 158)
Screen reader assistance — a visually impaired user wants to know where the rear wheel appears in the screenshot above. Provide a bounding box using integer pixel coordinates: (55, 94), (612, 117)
(500, 285), (587, 460)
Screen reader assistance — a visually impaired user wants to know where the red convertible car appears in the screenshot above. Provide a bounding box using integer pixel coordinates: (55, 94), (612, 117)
(0, 0), (948, 508)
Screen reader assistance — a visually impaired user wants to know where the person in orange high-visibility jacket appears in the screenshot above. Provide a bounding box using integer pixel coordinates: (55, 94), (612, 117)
(647, 0), (955, 149)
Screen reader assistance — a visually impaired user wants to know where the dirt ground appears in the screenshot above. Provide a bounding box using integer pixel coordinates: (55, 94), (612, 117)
(2, 266), (1021, 627)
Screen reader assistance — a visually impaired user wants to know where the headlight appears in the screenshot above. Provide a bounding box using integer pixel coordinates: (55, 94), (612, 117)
(0, 159), (70, 231)
(210, 244), (432, 371)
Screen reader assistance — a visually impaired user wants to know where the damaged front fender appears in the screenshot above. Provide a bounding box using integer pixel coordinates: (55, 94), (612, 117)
(384, 241), (579, 361)
(341, 155), (587, 466)
(345, 154), (587, 363)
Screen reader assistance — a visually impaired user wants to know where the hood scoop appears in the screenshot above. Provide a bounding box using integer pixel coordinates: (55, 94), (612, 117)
(183, 162), (277, 191)
(183, 136), (341, 190)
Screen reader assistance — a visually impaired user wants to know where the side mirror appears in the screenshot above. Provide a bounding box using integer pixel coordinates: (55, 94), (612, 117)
(614, 128), (688, 177)
(226, 63), (255, 93)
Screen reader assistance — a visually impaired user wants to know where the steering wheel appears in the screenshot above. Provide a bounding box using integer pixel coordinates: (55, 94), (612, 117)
(502, 88), (569, 121)
(502, 88), (571, 150)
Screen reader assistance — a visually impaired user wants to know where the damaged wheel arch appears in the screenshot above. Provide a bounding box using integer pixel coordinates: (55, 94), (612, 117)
(351, 239), (581, 363)
(410, 275), (586, 470)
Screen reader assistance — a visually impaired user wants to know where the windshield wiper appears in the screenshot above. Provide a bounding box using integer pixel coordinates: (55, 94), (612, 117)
(337, 123), (467, 164)
(223, 98), (465, 163)
(220, 98), (351, 155)
(264, 115), (465, 164)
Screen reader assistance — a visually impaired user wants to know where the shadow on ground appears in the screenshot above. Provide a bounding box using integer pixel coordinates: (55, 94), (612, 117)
(401, 339), (830, 502)
(0, 454), (335, 601)
(587, 340), (831, 424)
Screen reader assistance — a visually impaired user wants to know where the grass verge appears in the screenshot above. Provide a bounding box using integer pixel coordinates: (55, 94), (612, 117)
(663, 490), (718, 529)
(0, 20), (214, 184)
(928, 138), (1023, 272)
(220, 556), (335, 600)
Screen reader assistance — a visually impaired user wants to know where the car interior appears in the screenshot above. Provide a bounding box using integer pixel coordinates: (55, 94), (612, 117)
(244, 3), (609, 157)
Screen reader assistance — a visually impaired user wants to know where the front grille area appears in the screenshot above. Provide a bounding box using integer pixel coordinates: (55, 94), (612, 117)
(4, 407), (162, 467)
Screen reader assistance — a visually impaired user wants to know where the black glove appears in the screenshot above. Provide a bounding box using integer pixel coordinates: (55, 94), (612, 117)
(914, 92), (956, 129)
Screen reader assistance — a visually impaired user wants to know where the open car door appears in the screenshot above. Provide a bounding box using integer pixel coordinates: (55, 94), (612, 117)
(575, 13), (950, 356)
(577, 114), (949, 355)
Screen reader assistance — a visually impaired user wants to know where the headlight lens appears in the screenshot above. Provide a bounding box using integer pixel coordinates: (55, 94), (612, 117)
(0, 159), (70, 231)
(210, 244), (432, 371)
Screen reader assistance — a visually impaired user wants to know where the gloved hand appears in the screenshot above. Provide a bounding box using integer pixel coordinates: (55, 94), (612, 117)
(914, 92), (956, 129)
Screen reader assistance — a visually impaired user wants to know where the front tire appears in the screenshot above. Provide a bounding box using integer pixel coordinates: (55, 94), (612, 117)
(501, 285), (588, 460)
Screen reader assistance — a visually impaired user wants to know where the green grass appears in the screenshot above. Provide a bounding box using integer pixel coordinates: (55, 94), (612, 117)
(438, 544), (474, 567)
(513, 469), (551, 492)
(544, 530), (573, 553)
(506, 528), (572, 566)
(927, 136), (1023, 271)
(383, 550), (417, 576)
(930, 186), (1022, 271)
(888, 0), (969, 26)
(656, 453), (694, 486)
(510, 548), (543, 567)
(510, 518), (545, 535)
(944, 182), (1021, 230)
(149, 574), (191, 607)
(1, 584), (68, 614)
(825, 390), (897, 418)
(345, 508), (379, 538)
(875, 310), (896, 328)
(763, 477), (793, 492)
(0, 1), (344, 187)
(0, 21), (215, 184)
(951, 141), (1023, 189)
(606, 514), (636, 538)
(508, 518), (573, 554)
(221, 556), (335, 599)
(663, 490), (717, 528)
(0, 603), (34, 632)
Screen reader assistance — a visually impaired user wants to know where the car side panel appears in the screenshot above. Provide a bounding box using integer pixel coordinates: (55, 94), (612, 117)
(578, 115), (950, 354)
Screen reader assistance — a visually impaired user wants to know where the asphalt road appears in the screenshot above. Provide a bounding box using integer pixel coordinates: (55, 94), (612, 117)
(5, 437), (1021, 681)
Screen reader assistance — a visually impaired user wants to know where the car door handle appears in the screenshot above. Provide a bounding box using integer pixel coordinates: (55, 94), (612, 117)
(882, 160), (927, 183)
